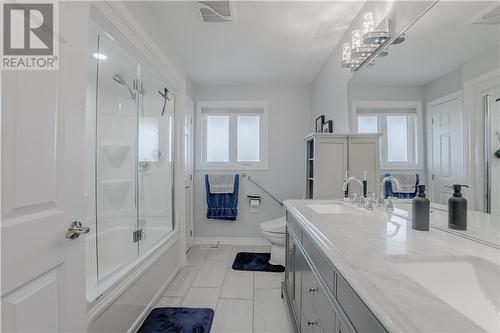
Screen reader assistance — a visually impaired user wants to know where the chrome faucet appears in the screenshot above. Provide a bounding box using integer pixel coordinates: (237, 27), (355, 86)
(343, 177), (363, 205)
(379, 176), (402, 207)
(365, 193), (377, 210)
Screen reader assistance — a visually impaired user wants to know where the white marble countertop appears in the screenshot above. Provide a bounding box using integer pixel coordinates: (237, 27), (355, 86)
(284, 199), (500, 333)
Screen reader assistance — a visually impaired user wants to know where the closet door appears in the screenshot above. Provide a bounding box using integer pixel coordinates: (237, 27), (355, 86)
(1, 3), (89, 331)
(314, 137), (347, 199)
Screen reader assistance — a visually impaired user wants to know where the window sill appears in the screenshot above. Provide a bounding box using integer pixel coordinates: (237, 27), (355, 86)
(197, 163), (269, 171)
(380, 165), (424, 171)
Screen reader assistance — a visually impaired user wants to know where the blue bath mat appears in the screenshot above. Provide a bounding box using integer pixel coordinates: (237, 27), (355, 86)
(138, 307), (214, 333)
(232, 252), (285, 272)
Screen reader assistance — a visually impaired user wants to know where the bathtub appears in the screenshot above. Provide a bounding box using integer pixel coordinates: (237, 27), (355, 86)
(85, 225), (181, 333)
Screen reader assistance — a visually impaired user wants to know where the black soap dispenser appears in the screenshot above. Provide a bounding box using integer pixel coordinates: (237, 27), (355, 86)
(448, 184), (469, 230)
(412, 185), (430, 231)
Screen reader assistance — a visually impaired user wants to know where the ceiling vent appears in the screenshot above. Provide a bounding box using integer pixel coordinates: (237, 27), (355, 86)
(470, 3), (500, 25)
(198, 1), (234, 22)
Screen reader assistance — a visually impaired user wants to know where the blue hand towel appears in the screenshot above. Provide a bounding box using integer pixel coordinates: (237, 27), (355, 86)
(384, 173), (420, 199)
(205, 174), (239, 221)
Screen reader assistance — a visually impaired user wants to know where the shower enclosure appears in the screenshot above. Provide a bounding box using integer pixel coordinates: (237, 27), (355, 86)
(484, 92), (500, 215)
(86, 21), (175, 289)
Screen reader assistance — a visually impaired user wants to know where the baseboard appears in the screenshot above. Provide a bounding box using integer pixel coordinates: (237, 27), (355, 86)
(193, 237), (271, 246)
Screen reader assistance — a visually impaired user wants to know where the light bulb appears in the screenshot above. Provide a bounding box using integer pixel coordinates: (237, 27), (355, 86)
(342, 43), (351, 61)
(363, 12), (374, 35)
(351, 29), (361, 49)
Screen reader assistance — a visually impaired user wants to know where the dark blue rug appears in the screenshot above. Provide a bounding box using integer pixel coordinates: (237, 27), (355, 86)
(138, 307), (214, 333)
(232, 252), (285, 272)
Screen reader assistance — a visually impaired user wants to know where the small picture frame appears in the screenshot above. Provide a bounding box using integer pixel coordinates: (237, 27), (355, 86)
(315, 115), (325, 133)
(322, 120), (333, 133)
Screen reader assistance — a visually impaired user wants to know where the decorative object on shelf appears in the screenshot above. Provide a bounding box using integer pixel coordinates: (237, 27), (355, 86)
(322, 120), (334, 133)
(315, 115), (325, 132)
(340, 13), (405, 71)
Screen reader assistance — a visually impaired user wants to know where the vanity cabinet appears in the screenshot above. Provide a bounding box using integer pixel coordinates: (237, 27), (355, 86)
(283, 213), (386, 333)
(305, 133), (381, 200)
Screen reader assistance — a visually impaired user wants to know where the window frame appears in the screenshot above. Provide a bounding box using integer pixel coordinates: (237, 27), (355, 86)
(196, 100), (269, 171)
(351, 100), (424, 171)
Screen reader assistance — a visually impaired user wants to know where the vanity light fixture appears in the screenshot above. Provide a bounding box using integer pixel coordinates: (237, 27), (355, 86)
(340, 14), (404, 71)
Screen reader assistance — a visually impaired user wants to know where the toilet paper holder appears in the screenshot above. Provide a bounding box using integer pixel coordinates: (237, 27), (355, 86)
(247, 196), (261, 213)
(247, 195), (261, 204)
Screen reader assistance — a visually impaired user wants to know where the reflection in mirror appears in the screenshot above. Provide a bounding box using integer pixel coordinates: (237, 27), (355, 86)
(348, 1), (500, 219)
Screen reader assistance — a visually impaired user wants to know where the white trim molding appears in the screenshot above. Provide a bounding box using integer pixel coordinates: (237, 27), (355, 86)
(196, 100), (269, 171)
(426, 90), (464, 202)
(193, 237), (271, 246)
(351, 100), (424, 171)
(463, 68), (500, 212)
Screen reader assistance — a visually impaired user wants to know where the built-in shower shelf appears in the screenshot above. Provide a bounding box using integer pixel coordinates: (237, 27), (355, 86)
(101, 179), (131, 205)
(101, 143), (130, 167)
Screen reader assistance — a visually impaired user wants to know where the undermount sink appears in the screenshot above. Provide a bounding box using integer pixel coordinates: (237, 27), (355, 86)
(387, 255), (500, 332)
(306, 203), (356, 215)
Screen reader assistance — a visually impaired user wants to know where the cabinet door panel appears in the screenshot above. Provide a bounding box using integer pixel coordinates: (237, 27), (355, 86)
(314, 139), (347, 199)
(336, 275), (385, 333)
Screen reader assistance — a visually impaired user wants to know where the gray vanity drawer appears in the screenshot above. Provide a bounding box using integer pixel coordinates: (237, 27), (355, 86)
(302, 232), (335, 292)
(301, 285), (325, 333)
(287, 212), (303, 242)
(302, 268), (335, 333)
(336, 275), (385, 333)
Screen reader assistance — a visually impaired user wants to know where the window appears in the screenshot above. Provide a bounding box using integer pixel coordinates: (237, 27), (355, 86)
(197, 101), (268, 170)
(355, 102), (422, 170)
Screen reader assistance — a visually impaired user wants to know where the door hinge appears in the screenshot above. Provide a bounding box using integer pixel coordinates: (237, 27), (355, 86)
(190, 230), (193, 237)
(133, 228), (143, 243)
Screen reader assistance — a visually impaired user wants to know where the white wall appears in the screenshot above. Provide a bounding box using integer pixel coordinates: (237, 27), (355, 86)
(424, 46), (500, 102)
(193, 84), (310, 240)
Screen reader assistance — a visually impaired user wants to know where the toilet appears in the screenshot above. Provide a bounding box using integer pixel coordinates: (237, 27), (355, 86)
(260, 216), (286, 266)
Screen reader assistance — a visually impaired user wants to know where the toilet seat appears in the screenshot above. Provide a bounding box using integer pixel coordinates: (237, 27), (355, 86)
(260, 216), (286, 234)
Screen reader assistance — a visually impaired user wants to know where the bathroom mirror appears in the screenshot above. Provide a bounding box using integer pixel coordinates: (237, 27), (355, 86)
(348, 1), (500, 216)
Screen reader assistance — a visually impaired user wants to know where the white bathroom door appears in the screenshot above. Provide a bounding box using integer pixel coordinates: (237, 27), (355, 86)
(428, 92), (464, 204)
(1, 3), (88, 332)
(184, 98), (194, 251)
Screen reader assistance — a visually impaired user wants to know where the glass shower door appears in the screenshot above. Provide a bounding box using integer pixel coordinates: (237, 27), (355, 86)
(95, 30), (140, 280)
(137, 64), (175, 252)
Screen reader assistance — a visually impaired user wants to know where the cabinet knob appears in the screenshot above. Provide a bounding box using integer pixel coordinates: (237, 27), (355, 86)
(308, 288), (318, 293)
(307, 321), (319, 327)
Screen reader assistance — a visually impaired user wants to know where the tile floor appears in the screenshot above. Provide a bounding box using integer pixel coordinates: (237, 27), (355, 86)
(156, 245), (292, 333)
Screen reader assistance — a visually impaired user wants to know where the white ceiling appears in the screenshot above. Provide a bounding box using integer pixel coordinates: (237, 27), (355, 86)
(351, 1), (500, 86)
(125, 1), (364, 85)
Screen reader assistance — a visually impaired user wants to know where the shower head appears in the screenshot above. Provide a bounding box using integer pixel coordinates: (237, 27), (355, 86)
(112, 74), (136, 100)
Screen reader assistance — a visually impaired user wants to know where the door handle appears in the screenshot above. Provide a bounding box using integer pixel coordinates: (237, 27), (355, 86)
(65, 221), (90, 239)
